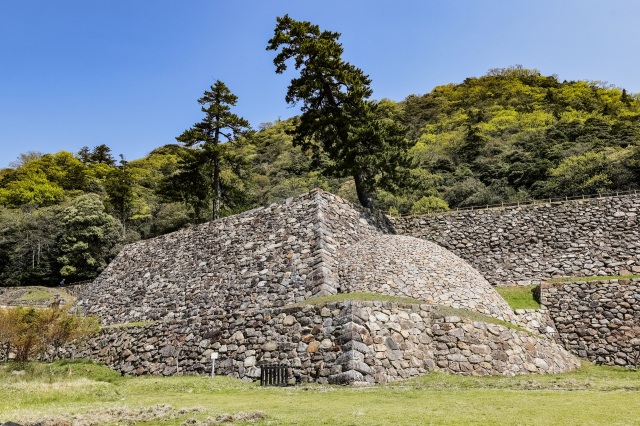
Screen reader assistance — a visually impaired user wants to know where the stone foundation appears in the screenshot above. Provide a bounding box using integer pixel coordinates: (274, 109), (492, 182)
(392, 194), (640, 286)
(66, 301), (579, 382)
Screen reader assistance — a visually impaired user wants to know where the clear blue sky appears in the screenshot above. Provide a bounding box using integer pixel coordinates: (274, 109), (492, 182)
(1, 0), (639, 167)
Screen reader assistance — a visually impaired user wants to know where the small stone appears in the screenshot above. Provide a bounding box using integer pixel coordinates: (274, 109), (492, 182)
(262, 341), (278, 351)
(307, 341), (321, 353)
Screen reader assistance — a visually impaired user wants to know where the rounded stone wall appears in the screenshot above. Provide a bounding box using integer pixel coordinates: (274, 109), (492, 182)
(338, 235), (517, 323)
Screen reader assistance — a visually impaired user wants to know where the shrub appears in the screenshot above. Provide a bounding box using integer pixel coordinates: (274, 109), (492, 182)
(0, 307), (99, 362)
(410, 196), (449, 215)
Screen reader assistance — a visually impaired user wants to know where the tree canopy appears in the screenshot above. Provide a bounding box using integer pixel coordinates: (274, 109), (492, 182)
(169, 80), (251, 221)
(1, 63), (639, 287)
(267, 15), (414, 208)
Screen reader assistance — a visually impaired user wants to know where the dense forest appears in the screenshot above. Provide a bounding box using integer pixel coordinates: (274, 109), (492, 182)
(1, 66), (639, 287)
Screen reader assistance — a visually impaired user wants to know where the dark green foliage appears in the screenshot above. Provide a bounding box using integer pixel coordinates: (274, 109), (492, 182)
(159, 148), (210, 221)
(403, 66), (640, 208)
(267, 15), (414, 208)
(56, 194), (121, 281)
(1, 65), (640, 285)
(78, 144), (116, 165)
(169, 80), (251, 221)
(104, 159), (134, 233)
(0, 207), (61, 286)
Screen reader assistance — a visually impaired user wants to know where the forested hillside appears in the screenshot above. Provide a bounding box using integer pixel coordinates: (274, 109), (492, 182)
(1, 66), (639, 286)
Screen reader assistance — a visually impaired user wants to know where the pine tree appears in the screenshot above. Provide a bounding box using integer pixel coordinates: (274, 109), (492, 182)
(176, 81), (250, 221)
(267, 15), (413, 209)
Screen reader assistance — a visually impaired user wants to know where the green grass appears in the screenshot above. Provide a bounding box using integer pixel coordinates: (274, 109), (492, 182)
(2, 360), (640, 425)
(394, 361), (640, 391)
(15, 288), (54, 302)
(1, 359), (124, 384)
(6, 286), (77, 309)
(495, 285), (540, 310)
(545, 274), (640, 283)
(291, 291), (424, 307)
(101, 320), (157, 329)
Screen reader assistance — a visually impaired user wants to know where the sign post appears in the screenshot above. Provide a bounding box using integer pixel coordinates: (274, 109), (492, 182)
(211, 352), (219, 378)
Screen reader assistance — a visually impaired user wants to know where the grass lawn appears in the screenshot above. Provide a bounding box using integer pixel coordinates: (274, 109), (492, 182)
(2, 360), (640, 425)
(2, 286), (77, 309)
(495, 285), (540, 310)
(545, 274), (640, 283)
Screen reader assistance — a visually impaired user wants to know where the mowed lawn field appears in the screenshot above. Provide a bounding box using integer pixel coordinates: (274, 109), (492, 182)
(2, 361), (640, 425)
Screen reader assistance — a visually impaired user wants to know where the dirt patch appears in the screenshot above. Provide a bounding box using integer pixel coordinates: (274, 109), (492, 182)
(182, 411), (267, 425)
(18, 404), (202, 426)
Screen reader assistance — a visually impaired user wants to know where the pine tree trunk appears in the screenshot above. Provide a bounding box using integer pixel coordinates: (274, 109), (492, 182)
(353, 173), (374, 209)
(213, 157), (221, 221)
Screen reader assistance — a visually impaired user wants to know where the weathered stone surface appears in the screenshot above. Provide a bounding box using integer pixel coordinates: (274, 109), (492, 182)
(62, 190), (586, 383)
(339, 236), (517, 323)
(392, 194), (640, 286)
(329, 369), (364, 385)
(542, 279), (640, 366)
(63, 300), (579, 383)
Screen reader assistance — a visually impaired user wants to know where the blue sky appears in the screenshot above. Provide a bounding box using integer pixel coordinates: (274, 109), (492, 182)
(1, 0), (639, 167)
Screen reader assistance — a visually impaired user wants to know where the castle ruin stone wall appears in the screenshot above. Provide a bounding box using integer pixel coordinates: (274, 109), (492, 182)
(77, 190), (385, 325)
(541, 278), (640, 366)
(392, 194), (640, 286)
(66, 301), (579, 383)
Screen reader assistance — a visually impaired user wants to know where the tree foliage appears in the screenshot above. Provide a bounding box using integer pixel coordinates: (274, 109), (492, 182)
(267, 15), (414, 208)
(171, 80), (251, 221)
(401, 66), (640, 210)
(56, 194), (121, 280)
(1, 65), (639, 285)
(0, 307), (99, 362)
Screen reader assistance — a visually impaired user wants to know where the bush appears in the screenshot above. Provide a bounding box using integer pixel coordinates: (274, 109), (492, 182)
(0, 307), (99, 362)
(410, 196), (449, 215)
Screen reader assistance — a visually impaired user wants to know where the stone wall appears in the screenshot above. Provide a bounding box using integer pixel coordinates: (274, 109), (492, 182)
(338, 235), (518, 323)
(76, 190), (385, 325)
(67, 301), (579, 382)
(541, 278), (640, 366)
(77, 189), (523, 327)
(392, 194), (640, 286)
(512, 309), (557, 336)
(68, 189), (593, 380)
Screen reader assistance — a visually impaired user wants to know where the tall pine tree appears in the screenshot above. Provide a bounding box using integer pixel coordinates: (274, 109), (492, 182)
(267, 15), (413, 209)
(175, 81), (250, 221)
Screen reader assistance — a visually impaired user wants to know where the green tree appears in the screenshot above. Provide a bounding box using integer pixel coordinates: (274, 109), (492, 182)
(56, 194), (121, 280)
(0, 207), (59, 287)
(91, 144), (116, 165)
(37, 151), (89, 192)
(267, 15), (413, 209)
(159, 148), (210, 222)
(0, 167), (65, 208)
(175, 80), (250, 220)
(104, 157), (134, 234)
(540, 151), (614, 197)
(410, 196), (449, 215)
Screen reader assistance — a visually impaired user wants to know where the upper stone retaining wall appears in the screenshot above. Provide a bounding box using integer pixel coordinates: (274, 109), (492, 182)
(77, 190), (385, 325)
(392, 194), (640, 286)
(541, 278), (640, 366)
(78, 189), (517, 327)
